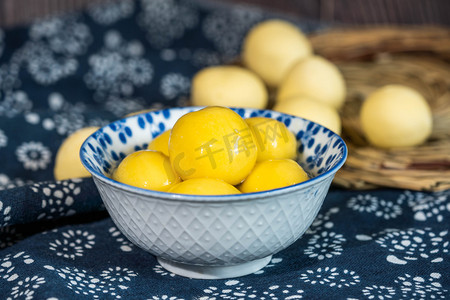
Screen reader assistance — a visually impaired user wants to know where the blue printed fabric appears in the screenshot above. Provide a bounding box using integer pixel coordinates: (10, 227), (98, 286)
(0, 0), (448, 299)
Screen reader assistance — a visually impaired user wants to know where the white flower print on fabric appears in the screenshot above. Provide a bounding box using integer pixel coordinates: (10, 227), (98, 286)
(0, 90), (33, 118)
(104, 97), (147, 118)
(375, 200), (402, 220)
(26, 49), (77, 85)
(0, 129), (7, 147)
(86, 117), (111, 130)
(160, 48), (177, 61)
(362, 285), (396, 299)
(0, 61), (20, 91)
(149, 296), (183, 300)
(0, 66), (13, 96)
(394, 272), (448, 299)
(253, 257), (282, 274)
(44, 265), (135, 299)
(200, 282), (249, 300)
(30, 179), (82, 220)
(0, 174), (33, 191)
(376, 228), (448, 265)
(16, 141), (51, 171)
(0, 59), (32, 118)
(412, 192), (449, 223)
(348, 194), (402, 219)
(109, 227), (134, 252)
(138, 0), (199, 48)
(164, 48), (194, 62)
(38, 93), (91, 135)
(160, 73), (190, 101)
(0, 174), (10, 190)
(27, 93), (109, 135)
(153, 264), (176, 277)
(348, 194), (379, 213)
(24, 112), (40, 125)
(100, 267), (137, 283)
(15, 14), (92, 86)
(43, 94), (84, 134)
(355, 228), (399, 242)
(200, 280), (305, 300)
(299, 267), (360, 288)
(202, 7), (263, 59)
(126, 58), (154, 86)
(398, 190), (450, 223)
(7, 275), (45, 300)
(84, 31), (153, 109)
(48, 229), (95, 259)
(0, 252), (34, 282)
(304, 231), (346, 260)
(306, 207), (340, 234)
(29, 16), (91, 56)
(332, 269), (361, 288)
(88, 0), (135, 25)
(0, 199), (12, 227)
(261, 285), (304, 300)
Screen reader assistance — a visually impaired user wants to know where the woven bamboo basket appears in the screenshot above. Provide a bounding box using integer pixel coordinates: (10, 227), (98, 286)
(309, 26), (450, 191)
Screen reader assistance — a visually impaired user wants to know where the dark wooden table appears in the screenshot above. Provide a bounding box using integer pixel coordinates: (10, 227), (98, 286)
(1, 0), (449, 28)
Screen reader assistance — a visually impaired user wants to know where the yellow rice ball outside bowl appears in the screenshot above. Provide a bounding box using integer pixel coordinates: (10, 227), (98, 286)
(191, 66), (268, 109)
(273, 96), (342, 135)
(242, 19), (312, 87)
(277, 55), (346, 110)
(360, 85), (432, 148)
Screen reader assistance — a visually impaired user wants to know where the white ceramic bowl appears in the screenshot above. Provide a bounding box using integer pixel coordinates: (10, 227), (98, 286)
(80, 107), (347, 279)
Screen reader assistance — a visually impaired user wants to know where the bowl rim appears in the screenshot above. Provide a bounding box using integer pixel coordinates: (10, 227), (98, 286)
(80, 106), (347, 203)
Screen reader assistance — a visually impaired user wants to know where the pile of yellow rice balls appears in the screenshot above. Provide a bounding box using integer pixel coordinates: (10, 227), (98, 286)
(54, 19), (433, 189)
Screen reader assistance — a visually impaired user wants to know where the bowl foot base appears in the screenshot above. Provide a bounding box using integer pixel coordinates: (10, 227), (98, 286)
(157, 255), (272, 279)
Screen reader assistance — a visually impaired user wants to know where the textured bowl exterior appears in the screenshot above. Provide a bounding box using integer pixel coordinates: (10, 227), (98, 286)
(94, 175), (332, 265)
(81, 107), (347, 267)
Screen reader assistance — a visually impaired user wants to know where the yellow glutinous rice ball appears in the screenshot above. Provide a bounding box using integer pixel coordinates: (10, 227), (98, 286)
(167, 178), (241, 195)
(242, 19), (312, 87)
(277, 55), (346, 109)
(148, 130), (171, 157)
(273, 96), (342, 135)
(239, 159), (309, 193)
(168, 106), (257, 185)
(54, 126), (99, 181)
(360, 85), (433, 148)
(191, 66), (268, 109)
(245, 117), (297, 162)
(113, 150), (181, 191)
